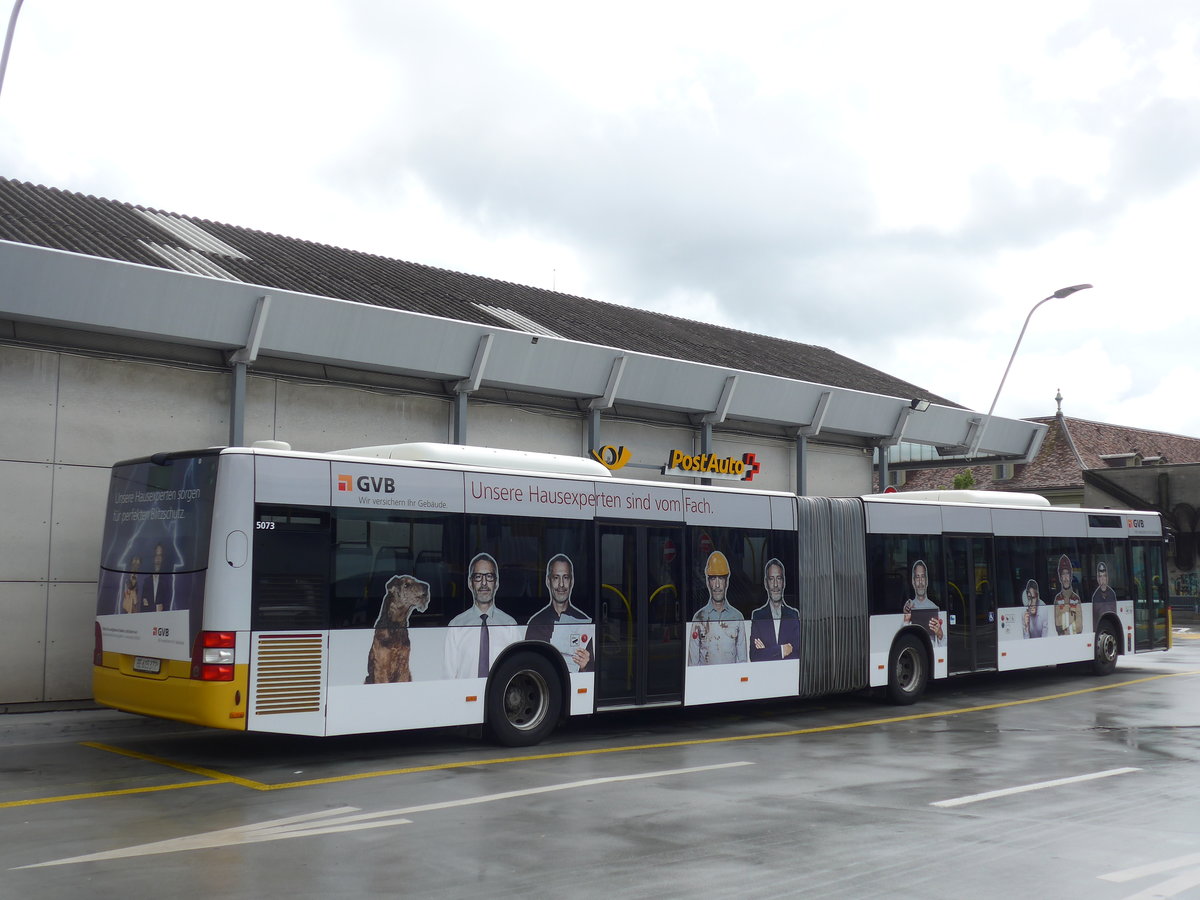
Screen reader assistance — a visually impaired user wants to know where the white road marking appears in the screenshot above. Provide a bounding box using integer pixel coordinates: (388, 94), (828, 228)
(930, 766), (1141, 808)
(15, 760), (753, 869)
(1122, 868), (1200, 900)
(1106, 866), (1200, 900)
(1099, 852), (1200, 883)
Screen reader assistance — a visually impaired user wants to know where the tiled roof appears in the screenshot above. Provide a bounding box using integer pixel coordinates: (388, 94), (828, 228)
(895, 413), (1200, 493)
(0, 177), (958, 407)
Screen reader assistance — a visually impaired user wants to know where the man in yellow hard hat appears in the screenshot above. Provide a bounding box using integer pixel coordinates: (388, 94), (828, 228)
(688, 550), (747, 665)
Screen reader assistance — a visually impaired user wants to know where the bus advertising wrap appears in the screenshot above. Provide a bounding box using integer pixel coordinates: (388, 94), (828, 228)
(95, 453), (219, 660)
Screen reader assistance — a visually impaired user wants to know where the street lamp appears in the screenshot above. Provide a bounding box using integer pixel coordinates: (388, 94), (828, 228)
(0, 0), (25, 102)
(969, 283), (1093, 458)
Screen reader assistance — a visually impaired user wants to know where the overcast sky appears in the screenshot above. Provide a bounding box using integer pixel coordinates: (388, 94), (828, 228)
(3, 1), (1199, 435)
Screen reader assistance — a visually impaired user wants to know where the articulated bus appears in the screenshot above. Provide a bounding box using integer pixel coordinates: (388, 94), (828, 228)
(93, 442), (1171, 746)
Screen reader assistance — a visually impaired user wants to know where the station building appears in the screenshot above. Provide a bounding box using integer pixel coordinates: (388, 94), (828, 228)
(0, 177), (1044, 704)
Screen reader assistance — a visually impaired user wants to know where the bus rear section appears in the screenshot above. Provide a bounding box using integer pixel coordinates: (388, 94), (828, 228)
(92, 449), (252, 729)
(863, 495), (1170, 702)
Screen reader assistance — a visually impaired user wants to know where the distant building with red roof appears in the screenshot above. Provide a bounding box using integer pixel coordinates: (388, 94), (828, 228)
(889, 393), (1200, 611)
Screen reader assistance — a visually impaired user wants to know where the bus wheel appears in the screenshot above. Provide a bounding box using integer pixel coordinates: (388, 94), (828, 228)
(486, 652), (561, 747)
(1092, 621), (1119, 676)
(886, 634), (928, 705)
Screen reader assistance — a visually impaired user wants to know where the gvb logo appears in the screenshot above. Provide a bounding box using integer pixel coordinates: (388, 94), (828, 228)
(337, 473), (396, 493)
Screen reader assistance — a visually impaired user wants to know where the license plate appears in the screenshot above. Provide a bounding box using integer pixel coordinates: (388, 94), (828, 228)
(133, 656), (161, 674)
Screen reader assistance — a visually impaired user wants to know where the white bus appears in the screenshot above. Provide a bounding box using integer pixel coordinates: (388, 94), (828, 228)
(93, 443), (1171, 746)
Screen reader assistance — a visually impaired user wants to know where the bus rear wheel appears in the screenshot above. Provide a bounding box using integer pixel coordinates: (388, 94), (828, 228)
(1092, 621), (1119, 676)
(886, 633), (928, 705)
(486, 652), (562, 747)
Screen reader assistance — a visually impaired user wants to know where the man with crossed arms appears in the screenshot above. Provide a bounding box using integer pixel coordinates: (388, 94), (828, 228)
(750, 558), (800, 661)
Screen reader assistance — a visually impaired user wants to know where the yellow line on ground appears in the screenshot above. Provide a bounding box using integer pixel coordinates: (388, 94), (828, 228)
(0, 780), (220, 809)
(7, 667), (1197, 807)
(260, 668), (1200, 790)
(78, 742), (273, 791)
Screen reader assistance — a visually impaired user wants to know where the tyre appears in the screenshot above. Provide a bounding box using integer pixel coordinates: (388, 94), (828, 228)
(1092, 620), (1119, 676)
(886, 633), (928, 705)
(486, 652), (562, 746)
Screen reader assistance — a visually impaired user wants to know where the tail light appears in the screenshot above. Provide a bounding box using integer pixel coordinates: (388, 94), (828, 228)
(94, 622), (103, 666)
(191, 631), (236, 681)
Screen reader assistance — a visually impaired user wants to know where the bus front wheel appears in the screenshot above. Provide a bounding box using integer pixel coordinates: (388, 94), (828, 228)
(886, 634), (928, 705)
(1092, 621), (1119, 676)
(486, 652), (562, 746)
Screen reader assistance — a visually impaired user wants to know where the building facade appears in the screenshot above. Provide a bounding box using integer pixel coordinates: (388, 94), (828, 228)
(0, 179), (1043, 704)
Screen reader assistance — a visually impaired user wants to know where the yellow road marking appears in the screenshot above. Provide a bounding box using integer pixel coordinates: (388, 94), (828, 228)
(6, 667), (1198, 808)
(0, 781), (221, 809)
(263, 669), (1200, 790)
(78, 742), (273, 790)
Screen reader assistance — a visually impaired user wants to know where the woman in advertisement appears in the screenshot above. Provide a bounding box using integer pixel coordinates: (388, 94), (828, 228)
(1022, 579), (1049, 638)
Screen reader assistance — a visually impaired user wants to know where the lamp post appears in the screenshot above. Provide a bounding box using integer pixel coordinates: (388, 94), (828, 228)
(970, 283), (1093, 458)
(0, 0), (25, 102)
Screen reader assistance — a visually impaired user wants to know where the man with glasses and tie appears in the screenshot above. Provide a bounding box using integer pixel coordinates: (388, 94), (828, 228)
(444, 552), (520, 679)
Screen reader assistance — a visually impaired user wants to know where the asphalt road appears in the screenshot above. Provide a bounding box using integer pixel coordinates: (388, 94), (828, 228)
(3, 633), (1199, 899)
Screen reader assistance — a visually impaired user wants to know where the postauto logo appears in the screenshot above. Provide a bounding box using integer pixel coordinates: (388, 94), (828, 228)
(337, 473), (395, 493)
(664, 449), (761, 482)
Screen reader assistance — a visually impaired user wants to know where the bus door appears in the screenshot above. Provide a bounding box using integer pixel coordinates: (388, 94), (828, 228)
(1131, 540), (1169, 651)
(944, 535), (997, 674)
(596, 524), (684, 707)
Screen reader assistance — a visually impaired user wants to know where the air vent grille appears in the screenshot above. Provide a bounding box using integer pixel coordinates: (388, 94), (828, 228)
(253, 633), (324, 715)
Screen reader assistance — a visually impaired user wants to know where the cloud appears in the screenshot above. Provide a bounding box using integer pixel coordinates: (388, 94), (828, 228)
(1109, 98), (1200, 196)
(4, 0), (1200, 435)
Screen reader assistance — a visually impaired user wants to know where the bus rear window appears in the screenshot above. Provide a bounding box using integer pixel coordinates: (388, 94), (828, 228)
(96, 452), (219, 617)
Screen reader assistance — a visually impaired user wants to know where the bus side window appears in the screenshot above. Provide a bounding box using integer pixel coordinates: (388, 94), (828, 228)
(252, 505), (331, 630)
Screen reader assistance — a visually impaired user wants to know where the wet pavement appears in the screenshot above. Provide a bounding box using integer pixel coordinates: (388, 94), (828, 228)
(3, 634), (1199, 899)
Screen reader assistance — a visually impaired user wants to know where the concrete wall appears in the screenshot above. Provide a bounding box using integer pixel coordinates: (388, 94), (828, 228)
(0, 344), (459, 703)
(806, 444), (874, 497)
(2, 346), (229, 703)
(467, 402), (583, 456)
(0, 342), (874, 704)
(265, 380), (451, 450)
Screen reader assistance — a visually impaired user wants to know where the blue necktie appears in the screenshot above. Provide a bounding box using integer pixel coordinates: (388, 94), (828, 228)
(478, 613), (489, 677)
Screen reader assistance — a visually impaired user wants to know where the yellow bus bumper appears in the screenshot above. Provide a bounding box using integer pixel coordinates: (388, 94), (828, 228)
(93, 655), (250, 731)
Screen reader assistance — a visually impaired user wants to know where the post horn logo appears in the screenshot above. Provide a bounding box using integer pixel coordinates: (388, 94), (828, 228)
(590, 445), (632, 471)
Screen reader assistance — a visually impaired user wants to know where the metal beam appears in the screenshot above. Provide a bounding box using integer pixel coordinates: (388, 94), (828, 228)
(588, 354), (627, 410)
(453, 392), (468, 445)
(798, 390), (833, 437)
(229, 294), (271, 365)
(587, 407), (602, 453)
(796, 434), (808, 496)
(228, 295), (271, 447)
(702, 375), (738, 425)
(887, 406), (913, 445)
(230, 362), (247, 447)
(454, 333), (494, 394)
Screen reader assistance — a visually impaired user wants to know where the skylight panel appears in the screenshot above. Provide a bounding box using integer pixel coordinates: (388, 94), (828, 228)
(140, 241), (239, 280)
(135, 209), (249, 259)
(472, 303), (563, 338)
